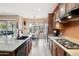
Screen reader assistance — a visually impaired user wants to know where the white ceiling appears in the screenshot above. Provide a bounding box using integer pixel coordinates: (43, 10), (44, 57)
(0, 3), (58, 18)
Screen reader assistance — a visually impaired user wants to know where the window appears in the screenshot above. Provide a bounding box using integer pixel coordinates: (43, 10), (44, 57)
(0, 20), (17, 40)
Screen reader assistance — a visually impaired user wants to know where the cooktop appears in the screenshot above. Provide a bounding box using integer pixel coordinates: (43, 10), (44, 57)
(55, 38), (79, 49)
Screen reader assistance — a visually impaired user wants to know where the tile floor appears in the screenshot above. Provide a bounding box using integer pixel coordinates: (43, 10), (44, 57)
(29, 39), (51, 56)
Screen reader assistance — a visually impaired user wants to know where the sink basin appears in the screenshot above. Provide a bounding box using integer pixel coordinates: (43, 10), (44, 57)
(17, 36), (28, 40)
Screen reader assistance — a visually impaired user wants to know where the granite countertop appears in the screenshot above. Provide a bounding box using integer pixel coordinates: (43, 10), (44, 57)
(0, 35), (32, 52)
(48, 35), (79, 56)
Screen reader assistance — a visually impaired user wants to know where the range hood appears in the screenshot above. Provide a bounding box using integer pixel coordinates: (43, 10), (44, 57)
(59, 8), (79, 23)
(70, 8), (79, 16)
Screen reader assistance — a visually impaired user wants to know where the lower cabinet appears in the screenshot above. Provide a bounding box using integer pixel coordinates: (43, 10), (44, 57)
(56, 44), (65, 56)
(52, 42), (57, 56)
(16, 42), (26, 56)
(16, 38), (32, 56)
(26, 40), (29, 56)
(51, 41), (69, 56)
(26, 38), (32, 56)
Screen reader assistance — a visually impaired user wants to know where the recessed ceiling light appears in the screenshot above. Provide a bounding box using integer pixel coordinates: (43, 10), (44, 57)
(67, 16), (72, 19)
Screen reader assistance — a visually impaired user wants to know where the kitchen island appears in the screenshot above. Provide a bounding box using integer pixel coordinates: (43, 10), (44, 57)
(48, 35), (79, 56)
(0, 35), (32, 56)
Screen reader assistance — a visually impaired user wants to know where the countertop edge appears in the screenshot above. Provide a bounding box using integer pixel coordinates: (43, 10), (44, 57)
(48, 35), (79, 56)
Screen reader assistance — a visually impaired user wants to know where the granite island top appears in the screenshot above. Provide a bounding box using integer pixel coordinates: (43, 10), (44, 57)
(0, 35), (32, 52)
(48, 35), (79, 56)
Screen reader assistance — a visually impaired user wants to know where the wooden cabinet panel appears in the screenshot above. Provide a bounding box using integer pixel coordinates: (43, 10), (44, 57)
(52, 41), (65, 56)
(26, 38), (32, 56)
(52, 15), (56, 29)
(59, 3), (66, 17)
(50, 42), (53, 55)
(48, 13), (53, 26)
(65, 3), (76, 12)
(56, 8), (59, 20)
(48, 13), (53, 34)
(26, 41), (29, 56)
(75, 3), (79, 8)
(65, 3), (79, 13)
(56, 45), (65, 56)
(52, 42), (57, 56)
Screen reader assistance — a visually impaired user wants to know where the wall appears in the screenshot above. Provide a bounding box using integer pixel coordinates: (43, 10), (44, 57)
(61, 20), (79, 39)
(23, 18), (48, 32)
(0, 15), (23, 30)
(0, 15), (19, 20)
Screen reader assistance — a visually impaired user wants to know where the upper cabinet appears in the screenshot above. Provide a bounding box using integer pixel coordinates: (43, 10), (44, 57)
(59, 3), (66, 17)
(48, 13), (53, 34)
(58, 3), (79, 23)
(65, 3), (76, 13)
(75, 3), (79, 8)
(48, 3), (79, 30)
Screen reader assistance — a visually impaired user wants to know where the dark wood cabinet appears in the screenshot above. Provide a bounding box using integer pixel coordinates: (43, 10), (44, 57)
(50, 41), (65, 56)
(59, 3), (66, 17)
(16, 42), (26, 56)
(48, 13), (53, 34)
(16, 38), (32, 56)
(56, 44), (65, 56)
(26, 37), (32, 56)
(52, 42), (57, 56)
(50, 40), (71, 56)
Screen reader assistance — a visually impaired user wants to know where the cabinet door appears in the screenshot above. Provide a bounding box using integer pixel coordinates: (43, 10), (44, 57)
(53, 42), (57, 56)
(28, 39), (31, 53)
(59, 3), (66, 17)
(57, 45), (65, 56)
(75, 3), (79, 9)
(52, 42), (65, 56)
(26, 40), (29, 56)
(48, 13), (53, 34)
(65, 3), (76, 13)
(53, 15), (56, 29)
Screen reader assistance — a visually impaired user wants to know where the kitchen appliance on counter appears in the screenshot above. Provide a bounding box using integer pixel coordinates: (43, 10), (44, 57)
(52, 29), (60, 36)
